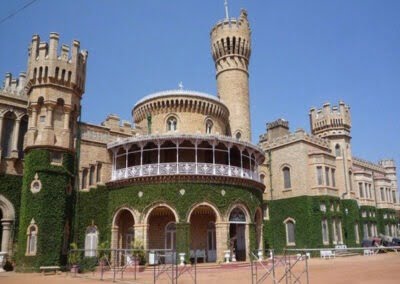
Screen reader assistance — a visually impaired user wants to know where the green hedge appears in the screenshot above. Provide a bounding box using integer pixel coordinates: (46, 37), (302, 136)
(16, 149), (74, 271)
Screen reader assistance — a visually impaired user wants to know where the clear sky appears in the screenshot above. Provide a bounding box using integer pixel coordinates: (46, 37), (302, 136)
(0, 0), (399, 165)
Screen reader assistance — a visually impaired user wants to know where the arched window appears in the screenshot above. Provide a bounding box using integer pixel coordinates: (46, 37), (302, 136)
(235, 132), (242, 140)
(259, 174), (265, 184)
(1, 111), (16, 158)
(335, 144), (341, 157)
(167, 117), (177, 131)
(84, 226), (98, 257)
(229, 207), (246, 223)
(321, 218), (329, 244)
(282, 167), (291, 189)
(89, 165), (95, 186)
(81, 168), (88, 189)
(96, 163), (102, 183)
(26, 220), (38, 256)
(284, 218), (296, 246)
(205, 119), (213, 134)
(165, 222), (176, 250)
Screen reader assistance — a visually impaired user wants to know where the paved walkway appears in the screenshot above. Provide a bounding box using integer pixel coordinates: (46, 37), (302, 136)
(1, 253), (400, 283)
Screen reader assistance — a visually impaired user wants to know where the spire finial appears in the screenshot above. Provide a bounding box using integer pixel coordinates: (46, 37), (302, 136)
(224, 0), (229, 20)
(178, 82), (184, 90)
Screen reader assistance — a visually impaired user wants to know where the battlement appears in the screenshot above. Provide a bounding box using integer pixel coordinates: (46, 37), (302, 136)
(26, 33), (88, 96)
(309, 101), (351, 136)
(267, 118), (289, 130)
(211, 9), (251, 34)
(211, 9), (251, 66)
(1, 72), (27, 98)
(379, 159), (396, 169)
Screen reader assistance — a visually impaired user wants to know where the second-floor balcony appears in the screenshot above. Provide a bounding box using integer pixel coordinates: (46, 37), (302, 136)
(107, 134), (265, 187)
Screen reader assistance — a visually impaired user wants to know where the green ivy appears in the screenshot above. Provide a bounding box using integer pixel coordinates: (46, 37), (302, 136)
(264, 196), (360, 253)
(16, 149), (75, 271)
(0, 174), (23, 245)
(76, 182), (263, 255)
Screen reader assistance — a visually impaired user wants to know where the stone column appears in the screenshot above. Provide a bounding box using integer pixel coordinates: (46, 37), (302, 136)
(45, 105), (54, 128)
(134, 224), (148, 249)
(10, 118), (21, 158)
(63, 108), (71, 130)
(215, 222), (229, 262)
(30, 107), (38, 129)
(1, 220), (12, 253)
(110, 226), (119, 265)
(245, 223), (250, 261)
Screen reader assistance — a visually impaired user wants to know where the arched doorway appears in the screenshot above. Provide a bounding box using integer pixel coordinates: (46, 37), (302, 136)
(113, 209), (135, 250)
(0, 195), (15, 254)
(229, 207), (247, 261)
(147, 205), (177, 264)
(188, 204), (218, 262)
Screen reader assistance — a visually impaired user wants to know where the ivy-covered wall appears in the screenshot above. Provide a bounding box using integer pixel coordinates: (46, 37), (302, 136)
(76, 183), (263, 254)
(16, 149), (74, 271)
(377, 208), (398, 234)
(341, 199), (361, 247)
(264, 196), (361, 252)
(0, 174), (23, 246)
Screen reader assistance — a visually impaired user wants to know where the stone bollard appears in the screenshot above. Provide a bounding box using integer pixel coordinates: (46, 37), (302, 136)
(179, 253), (186, 266)
(258, 249), (263, 261)
(224, 250), (230, 263)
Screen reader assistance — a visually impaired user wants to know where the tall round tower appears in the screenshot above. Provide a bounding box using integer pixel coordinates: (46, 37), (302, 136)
(210, 9), (252, 141)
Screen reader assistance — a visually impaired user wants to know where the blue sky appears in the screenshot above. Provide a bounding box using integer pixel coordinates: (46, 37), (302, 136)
(0, 0), (399, 165)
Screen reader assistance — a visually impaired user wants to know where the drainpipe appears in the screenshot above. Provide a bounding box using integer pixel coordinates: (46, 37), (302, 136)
(267, 150), (275, 250)
(342, 148), (348, 199)
(73, 105), (82, 243)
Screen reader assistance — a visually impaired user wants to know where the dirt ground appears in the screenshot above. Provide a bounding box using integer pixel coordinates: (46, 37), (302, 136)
(1, 253), (399, 284)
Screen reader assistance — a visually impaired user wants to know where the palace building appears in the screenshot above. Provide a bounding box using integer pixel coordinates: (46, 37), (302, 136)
(0, 8), (398, 270)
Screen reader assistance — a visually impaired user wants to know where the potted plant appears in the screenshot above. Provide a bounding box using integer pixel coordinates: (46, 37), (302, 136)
(68, 243), (81, 274)
(131, 239), (146, 270)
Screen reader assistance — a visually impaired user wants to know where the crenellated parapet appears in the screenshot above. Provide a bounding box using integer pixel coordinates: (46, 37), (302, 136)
(309, 101), (351, 137)
(211, 9), (251, 75)
(1, 73), (27, 99)
(25, 33), (88, 96)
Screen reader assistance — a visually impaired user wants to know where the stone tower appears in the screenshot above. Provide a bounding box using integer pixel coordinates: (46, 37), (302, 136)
(17, 33), (88, 269)
(211, 9), (252, 141)
(25, 33), (88, 150)
(309, 102), (353, 198)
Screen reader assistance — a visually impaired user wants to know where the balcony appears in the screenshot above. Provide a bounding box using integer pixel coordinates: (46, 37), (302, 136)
(107, 134), (265, 187)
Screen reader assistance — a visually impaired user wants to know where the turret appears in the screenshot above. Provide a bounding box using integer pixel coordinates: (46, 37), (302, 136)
(309, 101), (351, 138)
(25, 33), (88, 151)
(211, 9), (252, 141)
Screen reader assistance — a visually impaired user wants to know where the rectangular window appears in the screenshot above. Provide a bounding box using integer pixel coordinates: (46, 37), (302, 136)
(354, 223), (360, 244)
(393, 191), (397, 204)
(325, 167), (330, 186)
(39, 116), (45, 123)
(331, 169), (336, 187)
(317, 166), (323, 185)
(386, 188), (391, 202)
(359, 183), (364, 198)
(380, 187), (385, 201)
(50, 151), (63, 165)
(364, 183), (369, 198)
(322, 219), (329, 244)
(363, 223), (369, 239)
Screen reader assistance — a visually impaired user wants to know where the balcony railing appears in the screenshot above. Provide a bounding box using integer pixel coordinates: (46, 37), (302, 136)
(112, 162), (260, 182)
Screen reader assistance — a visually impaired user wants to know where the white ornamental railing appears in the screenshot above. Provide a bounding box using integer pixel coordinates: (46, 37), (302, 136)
(112, 162), (260, 182)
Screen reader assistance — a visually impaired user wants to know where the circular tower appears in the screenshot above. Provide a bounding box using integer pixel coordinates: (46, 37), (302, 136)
(210, 9), (252, 141)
